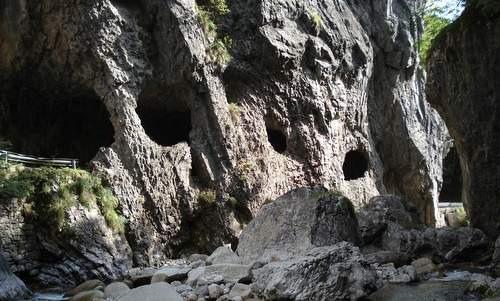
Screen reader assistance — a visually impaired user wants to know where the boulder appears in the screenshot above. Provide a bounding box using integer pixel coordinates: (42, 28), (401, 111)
(0, 252), (30, 300)
(358, 196), (490, 262)
(228, 283), (251, 299)
(252, 242), (379, 301)
(374, 264), (416, 284)
(208, 284), (224, 299)
(116, 283), (182, 301)
(368, 281), (474, 301)
(364, 251), (410, 267)
(411, 258), (437, 278)
(207, 246), (241, 265)
(69, 290), (104, 301)
(66, 280), (104, 297)
(104, 282), (130, 299)
(188, 254), (209, 263)
(189, 264), (252, 286)
(237, 187), (360, 264)
(151, 266), (191, 283)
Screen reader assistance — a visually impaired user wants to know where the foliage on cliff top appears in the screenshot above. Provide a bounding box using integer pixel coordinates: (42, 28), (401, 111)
(0, 163), (124, 233)
(196, 0), (232, 66)
(420, 14), (450, 64)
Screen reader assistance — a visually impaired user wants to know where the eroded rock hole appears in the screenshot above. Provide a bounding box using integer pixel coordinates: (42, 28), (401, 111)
(343, 150), (368, 180)
(440, 146), (462, 203)
(0, 85), (114, 165)
(136, 87), (192, 147)
(266, 128), (287, 153)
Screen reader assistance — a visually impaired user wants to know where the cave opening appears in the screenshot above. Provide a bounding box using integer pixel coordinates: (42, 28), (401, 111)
(266, 128), (287, 153)
(343, 150), (368, 180)
(0, 84), (114, 165)
(439, 146), (462, 203)
(136, 84), (192, 147)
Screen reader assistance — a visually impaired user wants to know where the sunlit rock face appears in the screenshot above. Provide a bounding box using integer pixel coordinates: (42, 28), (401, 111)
(427, 5), (500, 238)
(0, 0), (446, 275)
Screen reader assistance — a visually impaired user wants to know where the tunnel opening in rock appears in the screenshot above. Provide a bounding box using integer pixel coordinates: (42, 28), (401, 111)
(343, 150), (368, 180)
(266, 127), (287, 153)
(439, 146), (462, 203)
(0, 83), (114, 165)
(137, 84), (192, 147)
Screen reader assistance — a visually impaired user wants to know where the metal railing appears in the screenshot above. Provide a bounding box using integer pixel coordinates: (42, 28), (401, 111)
(0, 149), (78, 168)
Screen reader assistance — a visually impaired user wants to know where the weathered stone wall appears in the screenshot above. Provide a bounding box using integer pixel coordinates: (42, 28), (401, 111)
(427, 5), (500, 237)
(0, 0), (448, 282)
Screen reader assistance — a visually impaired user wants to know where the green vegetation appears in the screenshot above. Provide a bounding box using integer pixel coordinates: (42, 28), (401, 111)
(228, 103), (242, 123)
(0, 163), (124, 233)
(237, 159), (256, 182)
(455, 207), (470, 226)
(196, 0), (232, 66)
(198, 189), (216, 205)
(207, 36), (232, 66)
(308, 9), (322, 33)
(419, 14), (450, 64)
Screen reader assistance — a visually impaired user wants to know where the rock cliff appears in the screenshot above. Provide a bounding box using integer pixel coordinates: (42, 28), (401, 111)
(426, 4), (500, 238)
(0, 0), (447, 285)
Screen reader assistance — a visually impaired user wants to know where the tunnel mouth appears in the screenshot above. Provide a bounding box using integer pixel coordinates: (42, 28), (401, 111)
(136, 83), (193, 147)
(0, 82), (114, 166)
(343, 150), (369, 181)
(439, 146), (462, 203)
(265, 117), (287, 154)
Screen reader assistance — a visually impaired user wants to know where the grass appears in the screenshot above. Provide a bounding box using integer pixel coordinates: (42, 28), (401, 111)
(198, 189), (216, 205)
(196, 0), (232, 66)
(308, 9), (322, 33)
(237, 159), (256, 182)
(0, 163), (125, 233)
(207, 36), (232, 66)
(455, 207), (470, 226)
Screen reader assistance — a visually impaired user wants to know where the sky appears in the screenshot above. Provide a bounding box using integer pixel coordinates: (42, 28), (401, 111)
(431, 0), (465, 20)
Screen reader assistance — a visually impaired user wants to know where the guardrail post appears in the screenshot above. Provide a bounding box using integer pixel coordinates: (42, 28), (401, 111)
(72, 160), (76, 169)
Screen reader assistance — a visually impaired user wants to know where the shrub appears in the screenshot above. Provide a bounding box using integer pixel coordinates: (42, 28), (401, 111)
(228, 103), (241, 123)
(196, 0), (232, 66)
(198, 189), (216, 205)
(237, 159), (256, 182)
(455, 207), (470, 226)
(308, 9), (322, 33)
(0, 163), (125, 233)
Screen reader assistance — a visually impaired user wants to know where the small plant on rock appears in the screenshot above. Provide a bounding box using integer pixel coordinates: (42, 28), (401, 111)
(455, 207), (470, 226)
(198, 189), (216, 205)
(308, 9), (322, 33)
(228, 103), (242, 123)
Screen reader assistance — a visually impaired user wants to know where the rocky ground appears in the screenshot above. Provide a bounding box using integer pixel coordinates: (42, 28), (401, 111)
(6, 188), (500, 301)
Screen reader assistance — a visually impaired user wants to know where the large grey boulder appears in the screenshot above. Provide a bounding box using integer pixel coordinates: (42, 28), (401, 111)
(252, 242), (379, 301)
(427, 4), (500, 237)
(0, 252), (30, 301)
(116, 283), (183, 301)
(358, 196), (490, 262)
(237, 187), (360, 264)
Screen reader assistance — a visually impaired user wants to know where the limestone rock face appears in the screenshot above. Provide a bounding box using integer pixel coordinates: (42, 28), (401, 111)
(0, 252), (30, 301)
(237, 187), (359, 263)
(426, 5), (500, 238)
(0, 0), (447, 281)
